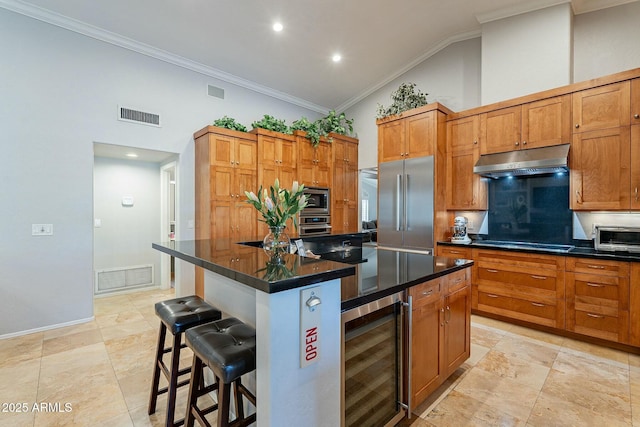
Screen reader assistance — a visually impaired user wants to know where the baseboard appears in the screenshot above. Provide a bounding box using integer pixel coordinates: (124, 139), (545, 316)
(0, 316), (95, 340)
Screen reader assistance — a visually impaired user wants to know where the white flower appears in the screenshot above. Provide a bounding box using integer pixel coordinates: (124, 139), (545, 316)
(245, 191), (259, 203)
(264, 196), (275, 211)
(292, 181), (299, 194)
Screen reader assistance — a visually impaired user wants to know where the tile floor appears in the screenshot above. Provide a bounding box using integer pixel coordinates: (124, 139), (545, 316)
(1, 287), (639, 426)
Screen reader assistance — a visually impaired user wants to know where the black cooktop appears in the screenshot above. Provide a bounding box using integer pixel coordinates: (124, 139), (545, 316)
(472, 240), (575, 253)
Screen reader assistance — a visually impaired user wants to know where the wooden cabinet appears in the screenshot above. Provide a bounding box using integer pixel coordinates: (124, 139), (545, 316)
(409, 267), (471, 407)
(437, 245), (472, 260)
(633, 125), (640, 210)
(474, 249), (565, 328)
(295, 131), (331, 187)
(378, 107), (437, 163)
(194, 126), (258, 242)
(566, 258), (630, 344)
(570, 126), (631, 210)
(332, 134), (358, 234)
(445, 115), (487, 210)
(630, 263), (640, 346)
(480, 96), (571, 155)
(572, 81), (630, 133)
(632, 78), (640, 124)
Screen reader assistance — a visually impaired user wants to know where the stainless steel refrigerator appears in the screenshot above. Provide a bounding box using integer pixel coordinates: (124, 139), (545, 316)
(377, 156), (434, 253)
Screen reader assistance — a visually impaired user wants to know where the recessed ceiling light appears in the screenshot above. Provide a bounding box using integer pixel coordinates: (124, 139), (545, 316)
(332, 54), (342, 63)
(126, 153), (138, 158)
(273, 22), (283, 32)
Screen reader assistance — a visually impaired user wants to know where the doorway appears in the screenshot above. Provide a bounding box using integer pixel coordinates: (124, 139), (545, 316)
(160, 161), (177, 289)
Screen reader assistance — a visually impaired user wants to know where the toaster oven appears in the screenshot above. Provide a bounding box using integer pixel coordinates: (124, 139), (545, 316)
(594, 225), (640, 253)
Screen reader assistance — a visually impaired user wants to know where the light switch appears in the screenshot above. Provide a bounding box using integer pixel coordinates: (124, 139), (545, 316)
(32, 224), (53, 236)
(187, 220), (194, 229)
(94, 219), (102, 228)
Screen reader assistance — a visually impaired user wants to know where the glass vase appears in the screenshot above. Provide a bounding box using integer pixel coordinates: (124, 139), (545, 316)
(262, 226), (291, 259)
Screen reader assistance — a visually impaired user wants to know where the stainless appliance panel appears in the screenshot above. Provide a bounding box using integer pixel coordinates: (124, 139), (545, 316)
(595, 225), (640, 252)
(378, 160), (405, 248)
(378, 156), (434, 251)
(302, 187), (330, 215)
(403, 156), (434, 250)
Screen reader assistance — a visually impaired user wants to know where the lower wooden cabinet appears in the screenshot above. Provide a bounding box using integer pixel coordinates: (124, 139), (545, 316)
(566, 258), (630, 343)
(474, 249), (565, 328)
(409, 267), (471, 408)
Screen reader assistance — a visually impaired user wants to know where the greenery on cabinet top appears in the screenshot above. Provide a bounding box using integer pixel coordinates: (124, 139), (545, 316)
(376, 82), (429, 119)
(211, 110), (354, 147)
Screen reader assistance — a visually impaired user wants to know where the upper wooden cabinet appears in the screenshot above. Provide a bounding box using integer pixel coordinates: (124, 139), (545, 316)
(632, 78), (640, 124)
(572, 81), (631, 133)
(446, 115), (487, 210)
(253, 128), (297, 190)
(570, 126), (631, 210)
(632, 125), (640, 210)
(377, 106), (440, 163)
(332, 134), (359, 234)
(480, 95), (571, 155)
(295, 131), (331, 188)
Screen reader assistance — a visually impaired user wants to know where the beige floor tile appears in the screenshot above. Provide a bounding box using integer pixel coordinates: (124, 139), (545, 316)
(466, 342), (490, 367)
(529, 391), (632, 427)
(42, 328), (105, 357)
(96, 310), (148, 329)
(423, 389), (526, 426)
(470, 324), (505, 348)
(561, 336), (631, 365)
(504, 323), (566, 346)
(0, 358), (40, 401)
(0, 410), (36, 427)
(473, 348), (552, 391)
(104, 330), (158, 379)
(470, 315), (514, 332)
(0, 332), (43, 368)
(492, 333), (560, 368)
(453, 365), (540, 421)
(99, 319), (155, 342)
(42, 320), (99, 340)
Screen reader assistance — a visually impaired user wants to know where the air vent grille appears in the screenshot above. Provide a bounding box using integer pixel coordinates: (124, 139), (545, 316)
(95, 264), (154, 294)
(207, 84), (225, 99)
(118, 106), (161, 127)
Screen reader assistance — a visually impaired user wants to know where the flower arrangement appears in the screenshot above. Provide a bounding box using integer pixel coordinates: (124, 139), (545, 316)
(245, 179), (308, 230)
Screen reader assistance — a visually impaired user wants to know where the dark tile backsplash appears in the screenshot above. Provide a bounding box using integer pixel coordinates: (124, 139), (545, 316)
(487, 173), (573, 244)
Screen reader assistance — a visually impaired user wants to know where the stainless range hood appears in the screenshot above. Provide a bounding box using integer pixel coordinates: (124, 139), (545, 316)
(473, 144), (570, 178)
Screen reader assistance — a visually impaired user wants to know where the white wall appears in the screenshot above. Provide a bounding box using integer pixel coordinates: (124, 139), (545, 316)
(481, 3), (573, 105)
(0, 8), (321, 337)
(573, 1), (640, 83)
(346, 37), (482, 169)
(93, 157), (162, 287)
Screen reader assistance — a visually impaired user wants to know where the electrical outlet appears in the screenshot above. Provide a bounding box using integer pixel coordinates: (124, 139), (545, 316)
(32, 224), (53, 236)
(467, 220), (475, 231)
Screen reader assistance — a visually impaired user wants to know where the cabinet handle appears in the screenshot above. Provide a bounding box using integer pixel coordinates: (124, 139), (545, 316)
(587, 313), (604, 319)
(531, 275), (547, 280)
(449, 250), (462, 254)
(445, 306), (451, 323)
(635, 187), (638, 202)
(575, 123), (580, 128)
(405, 296), (413, 416)
(587, 265), (605, 269)
(522, 140), (527, 145)
(635, 114), (639, 119)
(586, 282), (605, 287)
(531, 302), (545, 307)
(486, 294), (499, 298)
(575, 190), (583, 204)
(486, 269), (499, 273)
(421, 289), (433, 296)
(473, 140), (478, 145)
(235, 161), (239, 165)
(515, 141), (519, 146)
(230, 161), (234, 165)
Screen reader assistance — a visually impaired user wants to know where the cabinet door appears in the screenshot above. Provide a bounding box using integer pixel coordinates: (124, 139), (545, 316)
(316, 142), (332, 170)
(411, 299), (444, 407)
(235, 136), (257, 170)
(378, 120), (404, 162)
(444, 285), (471, 376)
(632, 125), (640, 210)
(235, 202), (257, 239)
(280, 137), (297, 167)
(406, 111), (435, 158)
(212, 167), (233, 203)
(632, 78), (640, 125)
(572, 81), (631, 132)
(481, 106), (521, 154)
(446, 116), (487, 210)
(210, 134), (234, 168)
(521, 95), (571, 149)
(298, 163), (315, 187)
(570, 127), (631, 210)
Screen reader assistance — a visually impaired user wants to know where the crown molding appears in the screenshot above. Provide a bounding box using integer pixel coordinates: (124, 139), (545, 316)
(476, 0), (570, 23)
(0, 0), (330, 114)
(336, 29), (482, 112)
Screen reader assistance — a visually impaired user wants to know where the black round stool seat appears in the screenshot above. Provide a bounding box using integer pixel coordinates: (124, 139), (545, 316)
(186, 318), (256, 384)
(156, 295), (223, 334)
(184, 318), (257, 427)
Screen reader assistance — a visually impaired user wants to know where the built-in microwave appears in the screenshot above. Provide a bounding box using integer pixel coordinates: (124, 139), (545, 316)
(595, 225), (640, 252)
(302, 187), (330, 215)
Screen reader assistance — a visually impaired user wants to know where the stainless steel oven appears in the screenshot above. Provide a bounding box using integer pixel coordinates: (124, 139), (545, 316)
(341, 292), (407, 427)
(299, 215), (332, 236)
(595, 225), (640, 252)
(302, 187), (330, 215)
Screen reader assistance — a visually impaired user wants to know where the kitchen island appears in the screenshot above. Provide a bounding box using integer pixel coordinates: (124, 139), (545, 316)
(153, 237), (473, 426)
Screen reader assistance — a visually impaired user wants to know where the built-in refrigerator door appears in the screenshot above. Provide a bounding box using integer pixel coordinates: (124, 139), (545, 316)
(403, 156), (434, 251)
(378, 160), (405, 249)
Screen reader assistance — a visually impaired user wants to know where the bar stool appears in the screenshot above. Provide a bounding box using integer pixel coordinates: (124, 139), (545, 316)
(184, 317), (257, 427)
(149, 295), (222, 427)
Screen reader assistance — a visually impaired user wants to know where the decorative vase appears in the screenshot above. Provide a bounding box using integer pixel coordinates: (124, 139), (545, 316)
(262, 226), (291, 258)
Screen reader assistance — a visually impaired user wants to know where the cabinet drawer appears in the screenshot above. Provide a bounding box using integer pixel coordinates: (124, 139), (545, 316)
(573, 311), (622, 339)
(566, 258), (629, 277)
(477, 267), (557, 291)
(410, 279), (442, 308)
(478, 292), (557, 323)
(474, 249), (563, 271)
(438, 246), (472, 259)
(573, 273), (623, 301)
(446, 268), (470, 293)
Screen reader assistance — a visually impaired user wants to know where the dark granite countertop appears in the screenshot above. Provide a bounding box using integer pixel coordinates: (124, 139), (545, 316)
(153, 238), (474, 311)
(438, 240), (640, 262)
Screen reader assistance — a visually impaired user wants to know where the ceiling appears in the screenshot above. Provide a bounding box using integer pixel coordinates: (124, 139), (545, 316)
(4, 0), (636, 117)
